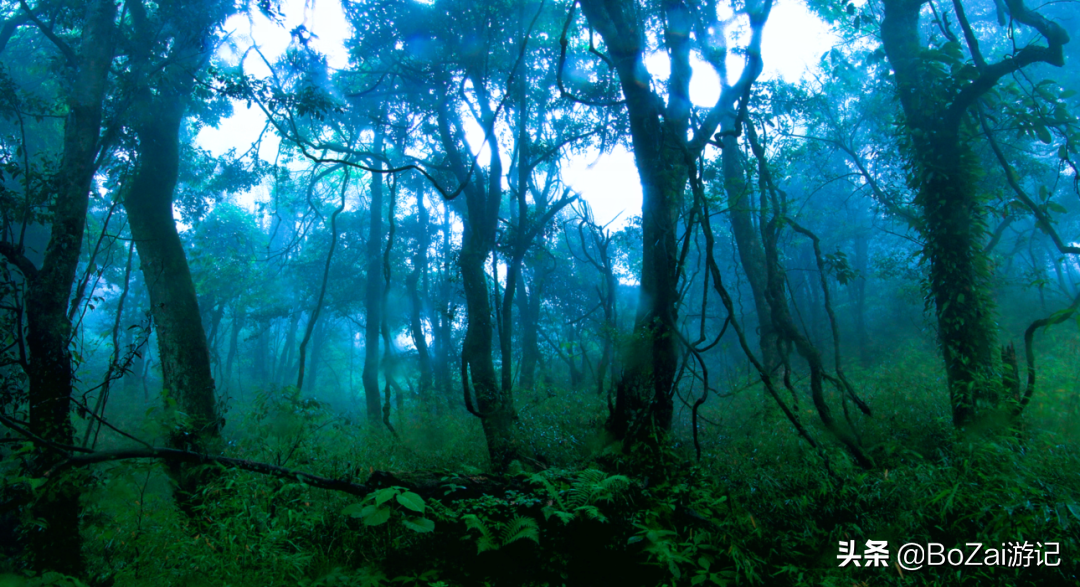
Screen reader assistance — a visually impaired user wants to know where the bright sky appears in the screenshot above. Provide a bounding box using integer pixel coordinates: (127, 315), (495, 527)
(197, 0), (838, 227)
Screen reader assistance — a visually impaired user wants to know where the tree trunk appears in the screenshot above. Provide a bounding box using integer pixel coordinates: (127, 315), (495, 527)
(432, 203), (457, 409)
(407, 190), (435, 412)
(877, 0), (1056, 425)
(574, 0), (685, 440)
(363, 129), (386, 424)
(459, 237), (516, 468)
(516, 268), (544, 390)
(297, 170), (347, 392)
(224, 305), (244, 395)
(722, 133), (781, 379)
(19, 0), (117, 574)
(578, 0), (771, 445)
(125, 88), (221, 512)
(277, 310), (301, 387)
(436, 88), (516, 470)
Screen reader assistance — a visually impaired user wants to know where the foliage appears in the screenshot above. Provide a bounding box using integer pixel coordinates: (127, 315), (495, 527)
(342, 486), (435, 534)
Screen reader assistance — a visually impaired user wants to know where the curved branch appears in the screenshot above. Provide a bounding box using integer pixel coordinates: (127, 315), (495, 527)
(0, 241), (38, 279)
(18, 0), (77, 66)
(945, 0), (1069, 126)
(1015, 291), (1080, 415)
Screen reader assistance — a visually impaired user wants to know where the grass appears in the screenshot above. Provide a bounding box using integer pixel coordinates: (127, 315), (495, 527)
(3, 337), (1080, 587)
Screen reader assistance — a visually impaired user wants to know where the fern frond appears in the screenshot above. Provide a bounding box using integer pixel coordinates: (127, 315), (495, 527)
(500, 515), (540, 547)
(573, 505), (608, 523)
(461, 514), (492, 540)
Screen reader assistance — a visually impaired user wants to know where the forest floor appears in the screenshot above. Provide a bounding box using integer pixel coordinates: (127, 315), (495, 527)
(4, 340), (1080, 587)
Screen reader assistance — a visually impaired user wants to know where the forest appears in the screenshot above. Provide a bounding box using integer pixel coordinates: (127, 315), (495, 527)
(0, 0), (1078, 584)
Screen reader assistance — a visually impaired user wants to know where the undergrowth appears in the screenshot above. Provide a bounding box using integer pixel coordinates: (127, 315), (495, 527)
(3, 342), (1079, 586)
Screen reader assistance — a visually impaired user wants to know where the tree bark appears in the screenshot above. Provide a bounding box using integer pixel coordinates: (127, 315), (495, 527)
(297, 169), (347, 392)
(17, 0), (118, 575)
(436, 87), (516, 470)
(878, 0), (1068, 424)
(125, 80), (221, 517)
(363, 129), (386, 424)
(407, 189), (435, 412)
(721, 132), (781, 378)
(578, 0), (696, 442)
(224, 305), (245, 395)
(516, 267), (544, 390)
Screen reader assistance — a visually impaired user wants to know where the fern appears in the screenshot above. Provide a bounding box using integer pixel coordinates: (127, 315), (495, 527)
(527, 471), (566, 510)
(461, 514), (497, 553)
(499, 515), (540, 547)
(567, 469), (631, 508)
(461, 513), (539, 553)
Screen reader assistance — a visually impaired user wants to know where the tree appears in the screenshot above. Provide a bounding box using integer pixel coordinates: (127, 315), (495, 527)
(879, 0), (1070, 425)
(574, 0), (771, 444)
(0, 0), (117, 574)
(121, 0), (235, 511)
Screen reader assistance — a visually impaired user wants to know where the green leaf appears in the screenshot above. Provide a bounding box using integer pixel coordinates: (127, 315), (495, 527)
(374, 487), (398, 507)
(342, 503), (365, 517)
(1046, 202), (1068, 215)
(363, 506), (391, 526)
(396, 491), (425, 513)
(402, 516), (435, 533)
(1036, 125), (1052, 144)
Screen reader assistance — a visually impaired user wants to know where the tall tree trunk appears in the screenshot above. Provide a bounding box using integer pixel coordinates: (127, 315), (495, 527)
(579, 0), (771, 446)
(225, 305), (245, 396)
(459, 233), (516, 467)
(205, 298), (225, 380)
(313, 318), (328, 393)
(363, 130), (386, 424)
(878, 0), (1068, 424)
(431, 201), (456, 409)
(572, 2), (686, 440)
(516, 268), (544, 390)
(277, 310), (300, 387)
(125, 88), (221, 512)
(407, 190), (435, 412)
(436, 89), (516, 470)
(15, 0), (118, 575)
(297, 170), (347, 392)
(722, 132), (781, 379)
(379, 172), (400, 435)
(253, 321), (269, 388)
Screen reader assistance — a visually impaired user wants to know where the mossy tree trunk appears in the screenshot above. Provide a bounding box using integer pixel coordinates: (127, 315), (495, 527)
(436, 82), (516, 471)
(879, 0), (1069, 425)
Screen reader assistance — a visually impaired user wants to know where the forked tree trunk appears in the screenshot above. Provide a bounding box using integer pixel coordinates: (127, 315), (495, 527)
(578, 0), (771, 447)
(879, 0), (1068, 424)
(17, 0), (118, 574)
